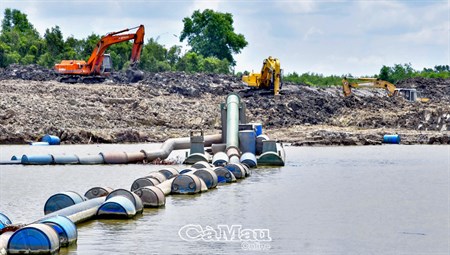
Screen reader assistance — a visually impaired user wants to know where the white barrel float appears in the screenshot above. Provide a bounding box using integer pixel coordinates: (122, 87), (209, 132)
(213, 167), (237, 183)
(0, 231), (14, 254)
(155, 178), (175, 195)
(106, 189), (143, 214)
(225, 163), (247, 179)
(192, 161), (212, 169)
(96, 196), (137, 219)
(240, 152), (257, 168)
(44, 191), (85, 215)
(147, 172), (167, 183)
(0, 213), (12, 231)
(39, 215), (77, 247)
(256, 134), (269, 155)
(125, 151), (146, 163)
(53, 154), (80, 164)
(84, 187), (113, 200)
(133, 186), (166, 207)
(192, 168), (218, 189)
(41, 135), (61, 145)
(158, 167), (179, 179)
(171, 173), (203, 194)
(21, 154), (54, 165)
(100, 152), (128, 164)
(130, 176), (160, 192)
(78, 154), (104, 164)
(212, 152), (229, 166)
(7, 223), (60, 254)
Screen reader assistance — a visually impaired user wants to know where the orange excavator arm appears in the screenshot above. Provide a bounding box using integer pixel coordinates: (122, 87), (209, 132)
(86, 25), (145, 75)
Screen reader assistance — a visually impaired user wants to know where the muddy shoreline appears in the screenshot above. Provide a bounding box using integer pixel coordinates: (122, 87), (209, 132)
(0, 65), (449, 145)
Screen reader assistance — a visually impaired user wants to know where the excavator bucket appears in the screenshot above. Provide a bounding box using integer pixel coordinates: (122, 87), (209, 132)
(126, 68), (144, 83)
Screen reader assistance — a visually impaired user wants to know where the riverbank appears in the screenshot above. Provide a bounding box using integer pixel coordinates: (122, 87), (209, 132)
(0, 65), (449, 145)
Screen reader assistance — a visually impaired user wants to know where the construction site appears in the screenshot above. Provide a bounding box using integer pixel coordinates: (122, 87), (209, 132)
(0, 64), (449, 146)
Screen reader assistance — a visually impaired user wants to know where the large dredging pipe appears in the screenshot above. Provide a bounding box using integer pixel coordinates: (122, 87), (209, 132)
(142, 134), (222, 161)
(40, 197), (105, 224)
(225, 94), (241, 164)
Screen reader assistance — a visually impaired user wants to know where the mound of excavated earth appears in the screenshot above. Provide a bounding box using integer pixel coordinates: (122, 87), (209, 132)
(0, 65), (448, 145)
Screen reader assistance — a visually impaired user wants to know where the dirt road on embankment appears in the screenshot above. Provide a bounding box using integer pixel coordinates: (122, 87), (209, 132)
(0, 64), (449, 145)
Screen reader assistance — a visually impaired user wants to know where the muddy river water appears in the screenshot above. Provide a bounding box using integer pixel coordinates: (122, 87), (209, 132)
(0, 144), (448, 254)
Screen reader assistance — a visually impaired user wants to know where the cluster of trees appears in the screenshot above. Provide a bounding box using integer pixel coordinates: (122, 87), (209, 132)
(0, 8), (246, 74)
(378, 63), (450, 83)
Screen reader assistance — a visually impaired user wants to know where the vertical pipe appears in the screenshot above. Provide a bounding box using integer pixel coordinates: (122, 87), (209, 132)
(226, 94), (240, 149)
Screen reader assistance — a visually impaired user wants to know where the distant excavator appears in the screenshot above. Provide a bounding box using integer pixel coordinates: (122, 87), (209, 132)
(342, 77), (429, 103)
(242, 56), (282, 95)
(55, 25), (145, 84)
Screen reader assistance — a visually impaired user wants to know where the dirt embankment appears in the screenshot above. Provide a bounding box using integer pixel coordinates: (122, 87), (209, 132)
(0, 64), (449, 145)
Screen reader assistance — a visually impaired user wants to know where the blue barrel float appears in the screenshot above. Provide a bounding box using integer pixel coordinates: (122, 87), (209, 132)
(213, 167), (237, 183)
(240, 152), (257, 168)
(0, 213), (12, 231)
(383, 134), (401, 144)
(21, 154), (54, 165)
(97, 196), (137, 219)
(192, 168), (218, 189)
(41, 135), (60, 145)
(7, 223), (60, 254)
(105, 189), (143, 214)
(44, 191), (85, 215)
(39, 215), (77, 247)
(251, 123), (263, 136)
(239, 130), (256, 154)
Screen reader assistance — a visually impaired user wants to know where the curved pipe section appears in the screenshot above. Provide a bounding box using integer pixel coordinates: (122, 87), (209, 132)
(142, 134), (222, 161)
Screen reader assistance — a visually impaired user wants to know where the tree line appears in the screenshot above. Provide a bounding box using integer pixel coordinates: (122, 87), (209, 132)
(0, 8), (244, 74)
(1, 8), (449, 85)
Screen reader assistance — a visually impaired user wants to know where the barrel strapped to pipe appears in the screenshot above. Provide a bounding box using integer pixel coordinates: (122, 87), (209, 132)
(7, 224), (60, 255)
(21, 154), (54, 165)
(213, 167), (237, 183)
(240, 152), (257, 168)
(158, 167), (179, 179)
(0, 213), (12, 231)
(225, 163), (247, 179)
(133, 186), (166, 208)
(97, 196), (137, 219)
(44, 191), (86, 215)
(106, 189), (143, 214)
(212, 152), (229, 166)
(192, 161), (213, 169)
(192, 168), (218, 189)
(130, 176), (160, 192)
(39, 215), (77, 247)
(84, 187), (113, 200)
(171, 173), (203, 194)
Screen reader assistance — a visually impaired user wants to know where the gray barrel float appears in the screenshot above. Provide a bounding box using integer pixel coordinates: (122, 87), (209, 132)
(213, 167), (237, 183)
(44, 191), (85, 215)
(130, 176), (160, 192)
(96, 196), (137, 219)
(44, 197), (105, 224)
(212, 152), (229, 166)
(0, 213), (12, 231)
(158, 167), (179, 179)
(240, 152), (257, 168)
(256, 135), (269, 155)
(225, 163), (247, 179)
(171, 173), (203, 194)
(125, 152), (146, 163)
(21, 154), (54, 165)
(53, 154), (80, 164)
(241, 164), (251, 177)
(7, 223), (60, 255)
(147, 172), (167, 183)
(133, 186), (165, 207)
(192, 161), (213, 169)
(39, 215), (77, 247)
(192, 168), (218, 189)
(100, 152), (128, 164)
(84, 187), (113, 199)
(106, 189), (143, 214)
(78, 154), (105, 164)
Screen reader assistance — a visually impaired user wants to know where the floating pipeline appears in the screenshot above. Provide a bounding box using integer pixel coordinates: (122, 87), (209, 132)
(44, 197), (106, 224)
(53, 154), (79, 164)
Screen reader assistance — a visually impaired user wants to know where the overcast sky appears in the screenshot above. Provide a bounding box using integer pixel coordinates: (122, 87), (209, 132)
(1, 0), (448, 76)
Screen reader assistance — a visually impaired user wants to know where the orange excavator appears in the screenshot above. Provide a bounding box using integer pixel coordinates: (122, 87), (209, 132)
(55, 25), (145, 83)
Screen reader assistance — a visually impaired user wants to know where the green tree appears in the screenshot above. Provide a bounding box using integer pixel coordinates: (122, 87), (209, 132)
(180, 9), (247, 65)
(44, 26), (64, 61)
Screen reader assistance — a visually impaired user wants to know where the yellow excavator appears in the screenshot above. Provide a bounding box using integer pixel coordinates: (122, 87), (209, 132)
(342, 77), (429, 103)
(242, 56), (282, 95)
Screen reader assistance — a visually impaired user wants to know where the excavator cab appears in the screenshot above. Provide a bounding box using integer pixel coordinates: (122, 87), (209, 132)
(101, 54), (112, 73)
(395, 88), (417, 102)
